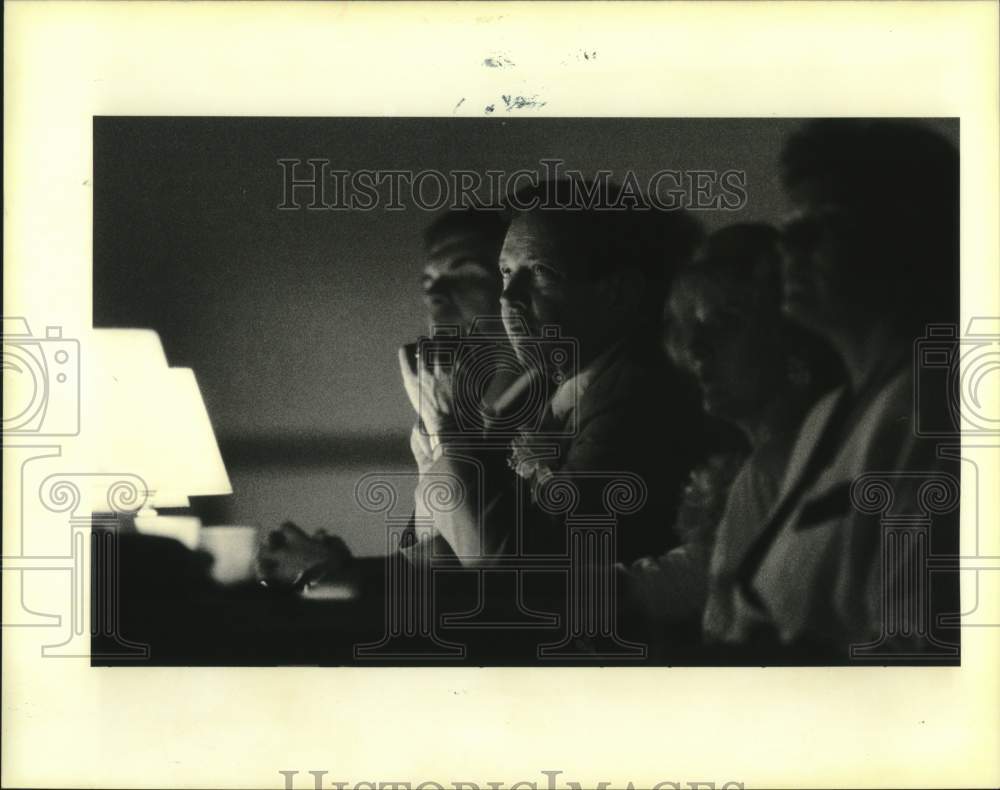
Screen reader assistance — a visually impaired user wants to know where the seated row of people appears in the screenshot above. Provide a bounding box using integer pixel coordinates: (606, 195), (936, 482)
(258, 118), (960, 662)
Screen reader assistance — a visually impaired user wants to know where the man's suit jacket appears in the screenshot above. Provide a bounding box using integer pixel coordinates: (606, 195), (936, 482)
(413, 333), (706, 566)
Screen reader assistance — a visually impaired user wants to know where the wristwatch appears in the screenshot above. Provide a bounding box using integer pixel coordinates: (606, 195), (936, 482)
(298, 531), (353, 591)
(259, 530), (352, 594)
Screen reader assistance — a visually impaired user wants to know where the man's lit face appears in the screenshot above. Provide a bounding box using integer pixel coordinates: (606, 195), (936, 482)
(422, 230), (502, 334)
(498, 213), (611, 371)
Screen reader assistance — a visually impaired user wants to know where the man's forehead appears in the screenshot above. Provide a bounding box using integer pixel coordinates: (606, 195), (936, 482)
(501, 212), (577, 259)
(507, 210), (574, 236)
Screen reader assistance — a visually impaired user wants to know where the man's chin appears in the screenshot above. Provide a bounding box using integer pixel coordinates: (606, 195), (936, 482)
(508, 336), (531, 362)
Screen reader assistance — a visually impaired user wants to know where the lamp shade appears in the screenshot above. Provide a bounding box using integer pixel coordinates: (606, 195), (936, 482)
(86, 330), (231, 509)
(92, 328), (169, 370)
(152, 367), (232, 502)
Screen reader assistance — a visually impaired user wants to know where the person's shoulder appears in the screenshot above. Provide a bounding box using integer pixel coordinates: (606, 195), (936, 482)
(580, 339), (691, 418)
(865, 364), (948, 472)
(790, 386), (845, 453)
(772, 385), (846, 496)
(802, 385), (846, 430)
(568, 353), (698, 471)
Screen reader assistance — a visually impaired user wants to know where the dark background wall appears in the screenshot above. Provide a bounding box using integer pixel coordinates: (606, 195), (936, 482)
(93, 117), (958, 554)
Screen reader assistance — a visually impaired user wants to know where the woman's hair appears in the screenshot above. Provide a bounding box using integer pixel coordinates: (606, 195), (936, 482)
(780, 119), (959, 328)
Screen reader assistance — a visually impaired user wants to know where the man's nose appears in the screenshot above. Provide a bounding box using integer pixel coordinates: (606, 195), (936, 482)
(500, 270), (529, 311)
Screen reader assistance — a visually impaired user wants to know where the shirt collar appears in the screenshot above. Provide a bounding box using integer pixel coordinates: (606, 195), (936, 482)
(549, 341), (622, 421)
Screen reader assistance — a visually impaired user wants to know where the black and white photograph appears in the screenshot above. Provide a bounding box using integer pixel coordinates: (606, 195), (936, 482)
(3, 3), (998, 790)
(89, 116), (964, 668)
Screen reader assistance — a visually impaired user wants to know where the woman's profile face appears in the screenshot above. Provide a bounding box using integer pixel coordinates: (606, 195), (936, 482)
(667, 272), (779, 423)
(779, 190), (860, 337)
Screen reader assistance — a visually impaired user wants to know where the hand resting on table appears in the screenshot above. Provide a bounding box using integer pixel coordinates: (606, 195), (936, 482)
(255, 521), (353, 592)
